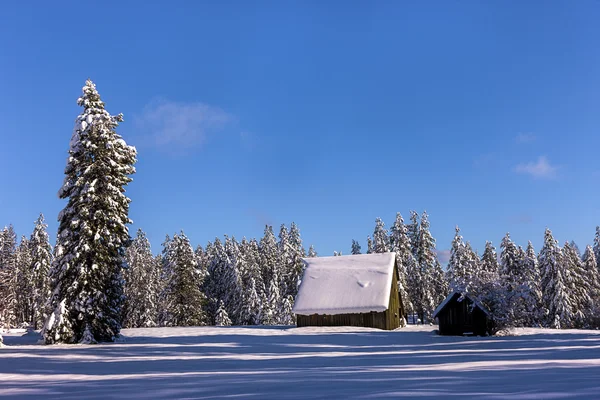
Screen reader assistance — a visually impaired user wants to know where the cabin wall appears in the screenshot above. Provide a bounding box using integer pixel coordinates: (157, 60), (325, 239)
(437, 294), (490, 336)
(383, 265), (402, 330)
(296, 311), (391, 330)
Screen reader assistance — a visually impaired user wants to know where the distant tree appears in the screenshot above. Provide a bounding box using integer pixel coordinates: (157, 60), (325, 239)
(479, 241), (500, 290)
(351, 240), (362, 255)
(43, 80), (137, 344)
(569, 241), (581, 257)
(160, 232), (207, 327)
(123, 229), (160, 328)
(29, 214), (52, 330)
(521, 241), (542, 326)
(413, 211), (440, 322)
(540, 228), (571, 328)
(594, 226), (600, 270)
(582, 246), (600, 327)
(15, 236), (33, 327)
(406, 211), (420, 256)
(389, 212), (413, 320)
(307, 245), (317, 258)
(286, 222), (306, 299)
(0, 225), (17, 329)
(563, 241), (589, 328)
(447, 226), (468, 293)
(372, 218), (390, 253)
(239, 238), (263, 325)
(366, 236), (374, 254)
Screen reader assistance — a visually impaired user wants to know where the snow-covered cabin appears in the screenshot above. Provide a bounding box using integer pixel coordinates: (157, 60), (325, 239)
(433, 291), (492, 336)
(293, 252), (404, 330)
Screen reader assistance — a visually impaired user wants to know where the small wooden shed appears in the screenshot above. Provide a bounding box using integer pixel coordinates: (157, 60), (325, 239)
(433, 291), (492, 336)
(292, 252), (405, 330)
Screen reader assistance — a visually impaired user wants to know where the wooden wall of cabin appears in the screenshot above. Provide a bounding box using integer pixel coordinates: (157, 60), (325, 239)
(438, 295), (490, 336)
(383, 265), (402, 330)
(296, 311), (392, 330)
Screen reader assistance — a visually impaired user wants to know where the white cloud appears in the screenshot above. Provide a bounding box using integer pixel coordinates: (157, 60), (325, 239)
(514, 156), (558, 179)
(134, 99), (232, 151)
(516, 133), (537, 144)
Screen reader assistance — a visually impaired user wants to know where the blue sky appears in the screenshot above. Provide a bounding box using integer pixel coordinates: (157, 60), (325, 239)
(1, 1), (600, 261)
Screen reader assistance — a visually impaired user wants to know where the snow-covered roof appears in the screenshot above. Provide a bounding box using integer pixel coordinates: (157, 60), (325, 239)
(432, 291), (491, 319)
(292, 252), (396, 316)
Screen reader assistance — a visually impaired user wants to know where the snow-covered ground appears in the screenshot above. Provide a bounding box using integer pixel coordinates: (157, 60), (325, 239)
(2, 325), (600, 399)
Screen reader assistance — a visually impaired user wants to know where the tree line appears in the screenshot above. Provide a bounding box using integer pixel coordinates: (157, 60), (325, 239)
(0, 220), (314, 332)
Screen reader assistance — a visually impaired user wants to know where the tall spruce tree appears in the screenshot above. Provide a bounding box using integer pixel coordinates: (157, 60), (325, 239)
(43, 80), (137, 344)
(29, 214), (52, 329)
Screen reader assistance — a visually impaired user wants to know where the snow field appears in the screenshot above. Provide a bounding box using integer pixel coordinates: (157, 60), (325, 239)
(2, 325), (600, 399)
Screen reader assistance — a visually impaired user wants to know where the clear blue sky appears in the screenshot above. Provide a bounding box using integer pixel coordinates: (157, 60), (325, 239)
(1, 1), (600, 261)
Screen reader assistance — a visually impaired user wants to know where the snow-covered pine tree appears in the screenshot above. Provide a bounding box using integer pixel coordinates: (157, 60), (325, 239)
(277, 224), (292, 298)
(521, 241), (542, 326)
(204, 237), (228, 324)
(351, 240), (362, 255)
(372, 217), (390, 253)
(389, 212), (412, 321)
(582, 245), (600, 327)
(406, 211), (420, 257)
(123, 229), (160, 328)
(539, 228), (571, 329)
(414, 211), (440, 323)
(447, 226), (468, 293)
(160, 232), (207, 326)
(29, 214), (52, 329)
(307, 245), (317, 258)
(500, 233), (521, 292)
(238, 238), (264, 325)
(499, 233), (528, 326)
(157, 234), (173, 326)
(264, 272), (282, 325)
(286, 222), (306, 300)
(43, 80), (137, 344)
(259, 225), (279, 292)
(15, 236), (33, 327)
(215, 300), (232, 326)
(0, 225), (17, 329)
(479, 241), (500, 289)
(594, 226), (600, 271)
(366, 236), (374, 254)
(279, 295), (295, 325)
(563, 241), (590, 328)
(569, 241), (581, 257)
(224, 236), (244, 324)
